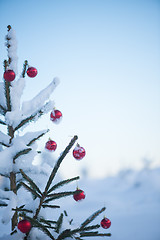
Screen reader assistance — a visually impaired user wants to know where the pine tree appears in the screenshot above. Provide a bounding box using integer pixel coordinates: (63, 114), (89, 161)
(0, 26), (111, 240)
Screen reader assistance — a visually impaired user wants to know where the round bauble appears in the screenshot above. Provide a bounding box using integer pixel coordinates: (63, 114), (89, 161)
(50, 109), (62, 123)
(73, 144), (85, 160)
(17, 219), (32, 233)
(45, 139), (57, 151)
(100, 217), (111, 229)
(73, 188), (85, 201)
(27, 67), (38, 78)
(3, 69), (16, 81)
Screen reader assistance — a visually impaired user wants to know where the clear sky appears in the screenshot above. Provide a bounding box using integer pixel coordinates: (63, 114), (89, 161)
(0, 0), (160, 178)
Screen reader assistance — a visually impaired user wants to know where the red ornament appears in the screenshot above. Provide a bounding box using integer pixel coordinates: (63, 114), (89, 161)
(73, 144), (85, 160)
(3, 69), (16, 82)
(27, 67), (38, 78)
(100, 217), (111, 229)
(50, 109), (62, 123)
(18, 219), (32, 233)
(45, 139), (57, 151)
(73, 188), (85, 201)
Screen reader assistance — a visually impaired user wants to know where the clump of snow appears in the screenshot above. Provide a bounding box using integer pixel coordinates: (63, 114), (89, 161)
(10, 77), (26, 111)
(5, 78), (59, 129)
(0, 131), (10, 146)
(1, 192), (17, 224)
(6, 28), (18, 75)
(0, 131), (47, 175)
(21, 78), (59, 116)
(0, 83), (6, 110)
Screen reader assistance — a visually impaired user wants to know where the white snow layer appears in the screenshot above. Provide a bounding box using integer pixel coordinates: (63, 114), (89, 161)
(10, 77), (26, 111)
(0, 130), (47, 174)
(6, 28), (18, 74)
(0, 83), (6, 110)
(0, 131), (10, 146)
(5, 78), (59, 129)
(21, 77), (59, 116)
(1, 192), (17, 224)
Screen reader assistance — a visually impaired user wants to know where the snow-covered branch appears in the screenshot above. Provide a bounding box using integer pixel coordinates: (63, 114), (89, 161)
(21, 77), (59, 116)
(6, 26), (18, 74)
(0, 131), (10, 147)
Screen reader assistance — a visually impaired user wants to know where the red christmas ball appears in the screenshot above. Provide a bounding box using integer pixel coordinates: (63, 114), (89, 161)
(27, 67), (38, 78)
(17, 219), (32, 233)
(50, 109), (62, 123)
(3, 69), (16, 82)
(73, 188), (85, 201)
(45, 139), (57, 151)
(100, 217), (111, 229)
(73, 144), (86, 160)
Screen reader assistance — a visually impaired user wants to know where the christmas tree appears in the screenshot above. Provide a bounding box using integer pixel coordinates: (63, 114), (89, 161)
(0, 25), (111, 240)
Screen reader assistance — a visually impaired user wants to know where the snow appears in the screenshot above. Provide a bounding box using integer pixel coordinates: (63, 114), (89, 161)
(0, 130), (48, 174)
(0, 131), (10, 146)
(1, 192), (17, 224)
(5, 78), (59, 129)
(6, 28), (18, 75)
(0, 83), (6, 110)
(21, 77), (59, 116)
(0, 166), (160, 240)
(59, 167), (160, 240)
(10, 77), (26, 111)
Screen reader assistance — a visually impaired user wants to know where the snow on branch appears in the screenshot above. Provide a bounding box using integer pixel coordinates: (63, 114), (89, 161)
(5, 78), (59, 130)
(12, 100), (54, 131)
(6, 26), (18, 74)
(21, 77), (59, 116)
(0, 119), (6, 126)
(0, 130), (47, 175)
(0, 131), (10, 147)
(10, 77), (26, 111)
(0, 83), (7, 114)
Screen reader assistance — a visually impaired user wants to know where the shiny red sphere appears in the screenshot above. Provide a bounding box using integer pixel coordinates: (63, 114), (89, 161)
(3, 69), (16, 81)
(73, 145), (85, 160)
(100, 217), (111, 229)
(27, 67), (38, 78)
(45, 140), (57, 151)
(73, 189), (85, 201)
(50, 109), (62, 123)
(18, 219), (32, 233)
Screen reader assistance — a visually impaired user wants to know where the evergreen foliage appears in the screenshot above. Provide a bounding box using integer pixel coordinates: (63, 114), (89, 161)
(0, 25), (111, 240)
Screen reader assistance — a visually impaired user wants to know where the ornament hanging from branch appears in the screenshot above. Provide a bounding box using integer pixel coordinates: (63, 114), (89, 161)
(50, 109), (62, 124)
(73, 188), (85, 201)
(73, 143), (86, 160)
(27, 66), (38, 78)
(45, 139), (57, 151)
(3, 69), (15, 81)
(100, 217), (111, 229)
(17, 219), (32, 233)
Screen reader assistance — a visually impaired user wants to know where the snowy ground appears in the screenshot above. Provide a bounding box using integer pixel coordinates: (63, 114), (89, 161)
(0, 166), (160, 240)
(60, 166), (160, 240)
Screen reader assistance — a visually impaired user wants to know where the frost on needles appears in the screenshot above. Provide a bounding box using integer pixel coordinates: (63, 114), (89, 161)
(0, 25), (111, 240)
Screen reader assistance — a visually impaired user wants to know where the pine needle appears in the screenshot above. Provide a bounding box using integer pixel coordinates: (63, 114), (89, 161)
(80, 207), (106, 229)
(20, 182), (41, 199)
(47, 176), (80, 194)
(42, 204), (60, 209)
(55, 213), (63, 233)
(45, 190), (81, 203)
(44, 135), (78, 193)
(13, 148), (32, 162)
(0, 119), (6, 125)
(27, 129), (49, 146)
(20, 169), (42, 195)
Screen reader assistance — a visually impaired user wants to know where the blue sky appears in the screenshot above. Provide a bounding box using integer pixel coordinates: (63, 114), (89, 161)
(0, 0), (160, 178)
